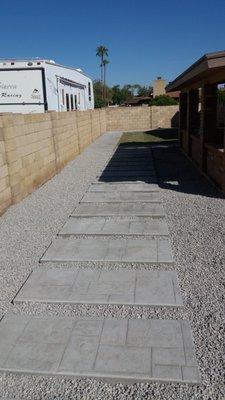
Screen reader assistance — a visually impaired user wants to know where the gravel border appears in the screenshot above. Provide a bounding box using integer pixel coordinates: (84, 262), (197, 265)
(0, 132), (224, 399)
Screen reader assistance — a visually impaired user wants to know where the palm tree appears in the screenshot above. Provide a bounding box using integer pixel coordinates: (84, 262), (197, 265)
(102, 59), (110, 100)
(96, 46), (108, 98)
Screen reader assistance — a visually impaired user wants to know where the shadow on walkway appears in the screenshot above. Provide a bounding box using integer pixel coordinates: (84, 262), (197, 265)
(99, 133), (224, 199)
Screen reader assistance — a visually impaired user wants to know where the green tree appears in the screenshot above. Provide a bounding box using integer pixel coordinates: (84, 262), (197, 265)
(96, 46), (108, 98)
(111, 85), (134, 105)
(218, 89), (225, 103)
(137, 85), (152, 97)
(93, 80), (112, 108)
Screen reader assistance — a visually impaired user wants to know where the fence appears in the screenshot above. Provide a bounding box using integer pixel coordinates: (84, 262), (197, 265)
(0, 105), (178, 215)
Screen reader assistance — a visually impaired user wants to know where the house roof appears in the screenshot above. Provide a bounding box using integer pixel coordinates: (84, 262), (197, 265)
(124, 96), (152, 105)
(166, 50), (225, 92)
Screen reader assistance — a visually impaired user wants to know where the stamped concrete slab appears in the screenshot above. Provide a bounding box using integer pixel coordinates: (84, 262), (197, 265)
(59, 216), (169, 236)
(0, 315), (200, 383)
(89, 182), (159, 192)
(14, 268), (183, 307)
(72, 202), (165, 217)
(107, 161), (154, 166)
(98, 176), (158, 183)
(81, 191), (161, 203)
(41, 237), (173, 263)
(100, 171), (156, 177)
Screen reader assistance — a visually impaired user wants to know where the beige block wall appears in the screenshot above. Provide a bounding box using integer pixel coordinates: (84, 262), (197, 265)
(106, 107), (152, 131)
(0, 109), (107, 215)
(106, 105), (179, 132)
(151, 105), (179, 129)
(0, 118), (12, 214)
(0, 106), (179, 215)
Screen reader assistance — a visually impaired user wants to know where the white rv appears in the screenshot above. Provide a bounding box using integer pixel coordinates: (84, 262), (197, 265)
(0, 59), (94, 113)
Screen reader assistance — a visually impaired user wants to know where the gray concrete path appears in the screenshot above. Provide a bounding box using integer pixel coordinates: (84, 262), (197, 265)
(0, 315), (200, 383)
(59, 216), (169, 236)
(41, 237), (173, 264)
(88, 182), (159, 192)
(15, 269), (182, 307)
(0, 139), (200, 385)
(72, 202), (165, 217)
(80, 191), (161, 203)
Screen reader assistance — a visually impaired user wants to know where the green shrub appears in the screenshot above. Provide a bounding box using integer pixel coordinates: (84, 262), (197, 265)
(150, 95), (179, 106)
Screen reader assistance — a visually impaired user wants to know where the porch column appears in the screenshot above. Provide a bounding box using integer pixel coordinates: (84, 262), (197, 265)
(222, 128), (225, 195)
(187, 89), (199, 155)
(200, 83), (218, 170)
(179, 92), (188, 151)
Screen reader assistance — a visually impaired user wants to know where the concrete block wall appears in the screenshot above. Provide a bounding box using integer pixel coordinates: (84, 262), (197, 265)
(151, 105), (179, 129)
(0, 109), (106, 215)
(106, 105), (179, 132)
(0, 105), (179, 215)
(0, 118), (11, 214)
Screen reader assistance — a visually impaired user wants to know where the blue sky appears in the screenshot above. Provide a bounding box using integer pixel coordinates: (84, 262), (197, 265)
(1, 0), (225, 87)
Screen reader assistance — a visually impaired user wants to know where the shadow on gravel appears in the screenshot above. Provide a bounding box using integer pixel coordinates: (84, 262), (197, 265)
(99, 132), (224, 199)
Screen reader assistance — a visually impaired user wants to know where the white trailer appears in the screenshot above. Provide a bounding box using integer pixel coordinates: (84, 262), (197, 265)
(0, 59), (94, 113)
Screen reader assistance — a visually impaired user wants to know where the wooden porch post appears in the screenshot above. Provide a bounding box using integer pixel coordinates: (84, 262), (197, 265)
(199, 83), (218, 171)
(179, 92), (188, 152)
(187, 89), (199, 155)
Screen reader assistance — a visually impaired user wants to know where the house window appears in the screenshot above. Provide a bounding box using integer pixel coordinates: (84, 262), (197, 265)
(78, 93), (80, 105)
(66, 93), (70, 111)
(61, 89), (65, 105)
(88, 82), (91, 101)
(70, 94), (74, 110)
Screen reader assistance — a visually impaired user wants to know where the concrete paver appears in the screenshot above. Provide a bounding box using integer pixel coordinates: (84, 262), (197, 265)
(41, 237), (173, 263)
(81, 191), (161, 203)
(0, 315), (200, 383)
(103, 166), (155, 172)
(88, 182), (159, 192)
(15, 268), (182, 307)
(72, 202), (165, 217)
(59, 216), (169, 236)
(100, 171), (156, 177)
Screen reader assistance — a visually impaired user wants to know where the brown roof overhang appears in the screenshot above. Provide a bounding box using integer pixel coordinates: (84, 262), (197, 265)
(166, 51), (225, 92)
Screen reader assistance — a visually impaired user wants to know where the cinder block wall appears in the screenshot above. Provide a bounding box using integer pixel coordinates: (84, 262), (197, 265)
(0, 118), (11, 214)
(0, 109), (106, 215)
(0, 105), (179, 215)
(106, 105), (179, 131)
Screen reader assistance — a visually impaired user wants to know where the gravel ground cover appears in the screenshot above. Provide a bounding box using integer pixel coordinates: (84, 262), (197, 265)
(0, 131), (224, 399)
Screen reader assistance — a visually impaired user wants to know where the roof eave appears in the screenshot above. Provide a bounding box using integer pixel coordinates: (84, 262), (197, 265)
(166, 51), (225, 92)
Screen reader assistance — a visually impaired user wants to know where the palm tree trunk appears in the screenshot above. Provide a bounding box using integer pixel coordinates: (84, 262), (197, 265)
(103, 63), (106, 101)
(101, 56), (104, 100)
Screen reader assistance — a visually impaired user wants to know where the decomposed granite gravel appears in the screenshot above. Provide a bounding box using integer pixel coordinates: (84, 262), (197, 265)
(0, 132), (224, 399)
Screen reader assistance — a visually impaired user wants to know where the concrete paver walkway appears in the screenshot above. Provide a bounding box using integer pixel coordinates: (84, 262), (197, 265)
(81, 191), (161, 203)
(0, 138), (200, 385)
(72, 202), (165, 217)
(89, 182), (159, 192)
(59, 216), (169, 236)
(41, 237), (173, 263)
(15, 268), (183, 306)
(0, 315), (199, 383)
